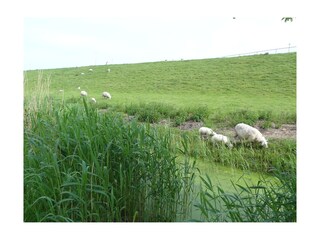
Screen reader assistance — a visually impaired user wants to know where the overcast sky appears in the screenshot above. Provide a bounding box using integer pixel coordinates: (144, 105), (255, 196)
(24, 17), (296, 70)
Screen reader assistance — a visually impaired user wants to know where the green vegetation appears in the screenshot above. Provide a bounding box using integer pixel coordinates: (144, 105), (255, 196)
(210, 109), (295, 128)
(24, 53), (296, 222)
(123, 102), (209, 125)
(178, 134), (296, 173)
(24, 98), (195, 222)
(24, 53), (296, 127)
(196, 170), (296, 222)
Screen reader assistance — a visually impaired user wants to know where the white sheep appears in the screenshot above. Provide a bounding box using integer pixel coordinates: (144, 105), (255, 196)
(77, 86), (81, 90)
(91, 97), (96, 103)
(107, 68), (111, 73)
(80, 90), (88, 96)
(199, 127), (216, 140)
(89, 68), (93, 72)
(81, 72), (85, 75)
(234, 123), (268, 148)
(210, 133), (233, 148)
(102, 91), (111, 99)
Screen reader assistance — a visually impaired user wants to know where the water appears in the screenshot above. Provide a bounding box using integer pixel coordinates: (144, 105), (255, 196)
(184, 158), (275, 221)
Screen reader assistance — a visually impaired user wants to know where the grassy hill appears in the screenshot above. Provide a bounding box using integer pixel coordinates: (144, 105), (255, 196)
(24, 53), (296, 125)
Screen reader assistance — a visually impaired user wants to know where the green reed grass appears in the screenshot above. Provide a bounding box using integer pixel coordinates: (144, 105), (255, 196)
(123, 102), (209, 125)
(175, 130), (296, 174)
(24, 70), (53, 130)
(196, 169), (296, 222)
(210, 109), (296, 129)
(24, 98), (196, 222)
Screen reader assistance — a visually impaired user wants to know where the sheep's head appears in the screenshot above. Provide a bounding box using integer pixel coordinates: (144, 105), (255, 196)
(261, 138), (268, 148)
(209, 130), (216, 136)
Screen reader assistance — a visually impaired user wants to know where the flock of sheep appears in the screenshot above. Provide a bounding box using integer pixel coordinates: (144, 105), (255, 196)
(199, 123), (268, 148)
(80, 89), (111, 103)
(76, 68), (112, 104)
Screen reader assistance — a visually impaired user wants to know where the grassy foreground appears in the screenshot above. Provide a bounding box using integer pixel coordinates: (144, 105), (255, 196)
(24, 97), (195, 222)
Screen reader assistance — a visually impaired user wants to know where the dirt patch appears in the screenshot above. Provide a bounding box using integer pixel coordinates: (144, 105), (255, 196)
(177, 120), (296, 140)
(177, 120), (204, 130)
(261, 124), (296, 139)
(211, 124), (296, 140)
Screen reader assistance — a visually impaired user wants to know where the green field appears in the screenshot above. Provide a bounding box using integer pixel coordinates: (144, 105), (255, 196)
(24, 53), (296, 120)
(24, 53), (296, 222)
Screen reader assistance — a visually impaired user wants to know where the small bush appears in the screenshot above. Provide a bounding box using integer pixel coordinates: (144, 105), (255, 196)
(123, 103), (208, 125)
(258, 110), (273, 121)
(211, 109), (296, 128)
(187, 106), (209, 122)
(65, 97), (81, 104)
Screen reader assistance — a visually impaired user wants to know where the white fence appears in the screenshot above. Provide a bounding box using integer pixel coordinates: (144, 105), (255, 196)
(222, 45), (296, 58)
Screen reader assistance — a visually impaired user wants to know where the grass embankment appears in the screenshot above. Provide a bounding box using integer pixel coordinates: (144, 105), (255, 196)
(24, 53), (296, 127)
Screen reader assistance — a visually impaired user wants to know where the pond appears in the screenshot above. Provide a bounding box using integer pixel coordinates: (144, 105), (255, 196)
(181, 158), (276, 221)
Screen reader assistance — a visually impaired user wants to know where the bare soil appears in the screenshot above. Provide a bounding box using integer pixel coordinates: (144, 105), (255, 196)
(177, 121), (204, 131)
(177, 121), (296, 140)
(260, 124), (296, 139)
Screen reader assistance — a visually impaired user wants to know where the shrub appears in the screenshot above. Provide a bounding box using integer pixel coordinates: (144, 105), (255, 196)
(187, 106), (209, 122)
(210, 109), (296, 128)
(123, 102), (208, 125)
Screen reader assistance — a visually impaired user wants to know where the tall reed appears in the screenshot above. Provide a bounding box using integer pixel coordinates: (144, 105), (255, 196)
(176, 131), (296, 174)
(24, 98), (196, 222)
(24, 71), (52, 130)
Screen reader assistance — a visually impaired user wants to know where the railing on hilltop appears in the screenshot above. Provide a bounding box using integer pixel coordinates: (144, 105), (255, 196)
(222, 45), (297, 58)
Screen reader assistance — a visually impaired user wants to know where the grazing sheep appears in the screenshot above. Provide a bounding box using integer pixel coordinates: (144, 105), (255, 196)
(107, 68), (111, 73)
(59, 89), (64, 92)
(199, 127), (216, 140)
(78, 86), (81, 90)
(91, 97), (96, 103)
(80, 90), (88, 96)
(89, 68), (93, 72)
(210, 133), (233, 148)
(234, 123), (268, 148)
(102, 91), (111, 99)
(81, 72), (85, 75)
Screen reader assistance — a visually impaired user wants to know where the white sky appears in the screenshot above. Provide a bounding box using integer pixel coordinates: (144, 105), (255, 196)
(24, 16), (296, 70)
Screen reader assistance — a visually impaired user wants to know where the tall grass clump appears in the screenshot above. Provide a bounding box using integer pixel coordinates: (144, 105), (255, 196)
(24, 71), (53, 130)
(196, 169), (296, 222)
(124, 102), (209, 126)
(24, 98), (196, 222)
(210, 109), (296, 129)
(177, 130), (296, 174)
(207, 139), (296, 173)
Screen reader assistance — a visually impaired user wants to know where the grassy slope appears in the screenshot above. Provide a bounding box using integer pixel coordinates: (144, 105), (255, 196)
(24, 53), (296, 115)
